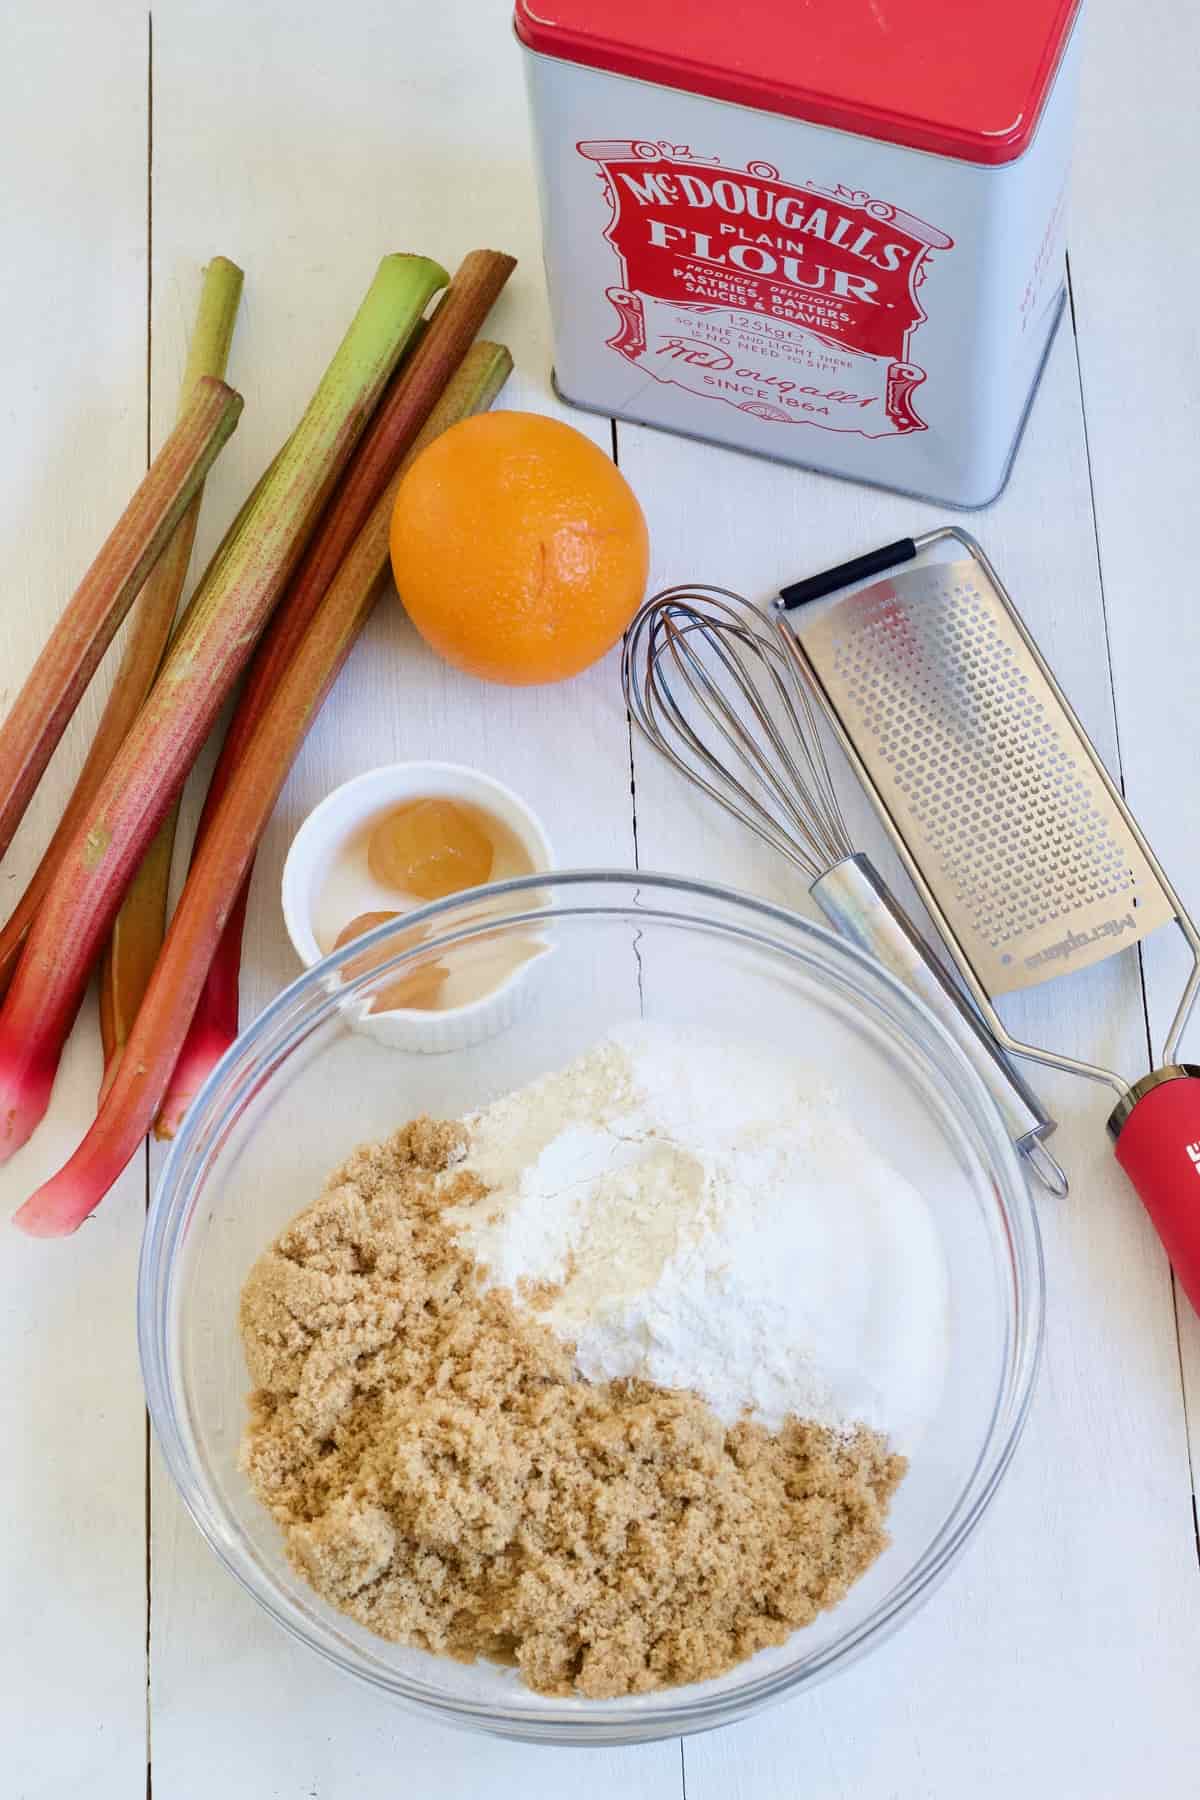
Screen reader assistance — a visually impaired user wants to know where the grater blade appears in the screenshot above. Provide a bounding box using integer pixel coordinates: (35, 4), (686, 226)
(785, 555), (1175, 1001)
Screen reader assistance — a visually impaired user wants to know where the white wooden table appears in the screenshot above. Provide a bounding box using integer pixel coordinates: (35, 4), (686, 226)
(3, 2), (1198, 1793)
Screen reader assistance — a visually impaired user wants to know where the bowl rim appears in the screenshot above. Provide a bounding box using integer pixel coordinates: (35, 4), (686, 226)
(139, 869), (1044, 1744)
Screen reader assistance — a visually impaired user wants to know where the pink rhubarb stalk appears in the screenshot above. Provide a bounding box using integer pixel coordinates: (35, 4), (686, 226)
(155, 249), (515, 1136)
(0, 376), (242, 870)
(0, 257), (245, 1001)
(94, 455), (283, 1100)
(91, 258), (245, 1087)
(0, 253), (446, 1163)
(15, 341), (512, 1234)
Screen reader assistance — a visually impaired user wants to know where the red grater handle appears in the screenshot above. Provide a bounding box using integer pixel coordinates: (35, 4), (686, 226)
(1111, 1069), (1200, 1315)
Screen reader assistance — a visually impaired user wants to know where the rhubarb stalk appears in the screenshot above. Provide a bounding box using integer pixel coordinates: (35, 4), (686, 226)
(96, 808), (179, 1102)
(154, 250), (515, 1133)
(0, 253), (447, 1162)
(94, 454), (287, 1097)
(15, 341), (512, 1234)
(0, 377), (242, 868)
(0, 258), (244, 1000)
(89, 260), (245, 1081)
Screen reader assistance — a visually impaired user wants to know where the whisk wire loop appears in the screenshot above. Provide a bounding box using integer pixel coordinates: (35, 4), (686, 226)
(623, 585), (852, 883)
(657, 620), (813, 848)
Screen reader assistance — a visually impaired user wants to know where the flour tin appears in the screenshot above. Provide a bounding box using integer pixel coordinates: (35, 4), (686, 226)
(516, 0), (1083, 508)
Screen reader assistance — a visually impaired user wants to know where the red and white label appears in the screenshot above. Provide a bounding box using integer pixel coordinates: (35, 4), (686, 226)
(578, 141), (954, 438)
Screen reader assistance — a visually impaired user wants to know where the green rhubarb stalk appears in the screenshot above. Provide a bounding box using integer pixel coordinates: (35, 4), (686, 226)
(16, 340), (512, 1234)
(155, 248), (517, 1133)
(0, 258), (244, 1004)
(0, 252), (446, 1164)
(96, 268), (451, 1100)
(0, 375), (242, 870)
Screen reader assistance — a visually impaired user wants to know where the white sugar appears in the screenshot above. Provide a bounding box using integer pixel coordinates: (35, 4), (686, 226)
(447, 1023), (947, 1449)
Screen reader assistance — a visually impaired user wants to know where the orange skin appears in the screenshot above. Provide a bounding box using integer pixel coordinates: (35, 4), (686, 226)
(389, 411), (650, 685)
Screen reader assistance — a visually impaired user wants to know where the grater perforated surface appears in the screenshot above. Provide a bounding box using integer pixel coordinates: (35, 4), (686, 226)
(794, 560), (1174, 996)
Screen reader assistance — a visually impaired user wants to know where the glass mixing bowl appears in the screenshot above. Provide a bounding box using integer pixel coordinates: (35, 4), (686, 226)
(140, 872), (1043, 1746)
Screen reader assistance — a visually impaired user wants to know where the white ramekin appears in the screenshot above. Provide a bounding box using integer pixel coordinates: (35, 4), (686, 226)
(280, 762), (555, 1052)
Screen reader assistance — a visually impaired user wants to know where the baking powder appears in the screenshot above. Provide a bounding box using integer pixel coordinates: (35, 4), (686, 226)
(447, 1024), (947, 1449)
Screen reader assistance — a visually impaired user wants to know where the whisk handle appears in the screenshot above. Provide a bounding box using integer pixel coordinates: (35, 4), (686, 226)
(811, 854), (1063, 1188)
(1110, 1069), (1200, 1317)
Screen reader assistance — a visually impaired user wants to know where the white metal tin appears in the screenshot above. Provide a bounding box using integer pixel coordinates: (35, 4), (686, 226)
(521, 19), (1082, 508)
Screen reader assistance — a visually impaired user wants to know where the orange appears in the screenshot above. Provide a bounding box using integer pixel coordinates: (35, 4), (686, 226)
(389, 410), (650, 685)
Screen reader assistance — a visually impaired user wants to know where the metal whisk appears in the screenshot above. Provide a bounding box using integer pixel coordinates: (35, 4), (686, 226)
(622, 584), (1068, 1194)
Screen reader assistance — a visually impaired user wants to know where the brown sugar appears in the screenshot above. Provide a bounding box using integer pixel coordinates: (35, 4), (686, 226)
(238, 1117), (906, 1698)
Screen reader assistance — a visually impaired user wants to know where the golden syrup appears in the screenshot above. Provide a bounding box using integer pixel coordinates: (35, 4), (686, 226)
(367, 798), (495, 900)
(317, 797), (538, 1013)
(333, 911), (449, 1014)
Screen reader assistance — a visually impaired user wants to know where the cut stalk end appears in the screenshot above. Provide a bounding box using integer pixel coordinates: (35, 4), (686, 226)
(0, 1056), (58, 1166)
(14, 1162), (115, 1237)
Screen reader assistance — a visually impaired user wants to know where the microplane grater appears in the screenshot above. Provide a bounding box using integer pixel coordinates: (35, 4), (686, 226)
(772, 525), (1200, 1320)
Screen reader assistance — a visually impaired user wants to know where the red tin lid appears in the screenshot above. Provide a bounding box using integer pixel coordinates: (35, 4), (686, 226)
(514, 0), (1081, 166)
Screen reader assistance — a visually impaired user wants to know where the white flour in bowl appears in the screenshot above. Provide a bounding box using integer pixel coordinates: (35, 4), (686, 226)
(446, 1022), (948, 1450)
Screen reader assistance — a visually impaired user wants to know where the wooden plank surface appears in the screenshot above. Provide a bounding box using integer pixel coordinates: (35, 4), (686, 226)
(0, 6), (150, 1797)
(1070, 0), (1200, 1498)
(144, 2), (671, 1795)
(1, 0), (1197, 1793)
(619, 303), (1200, 1794)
